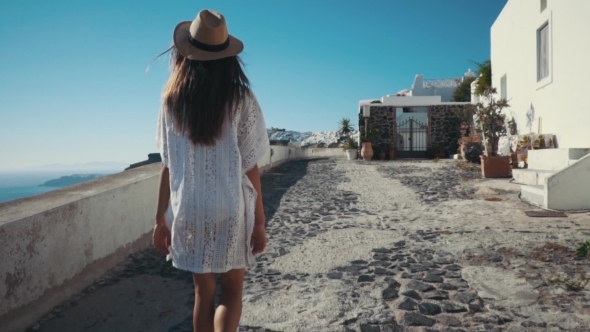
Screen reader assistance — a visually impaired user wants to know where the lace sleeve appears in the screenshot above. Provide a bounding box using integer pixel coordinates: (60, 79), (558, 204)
(238, 92), (269, 172)
(155, 107), (170, 167)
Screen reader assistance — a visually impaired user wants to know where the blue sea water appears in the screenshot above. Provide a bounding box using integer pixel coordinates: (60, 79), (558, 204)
(0, 185), (56, 204)
(0, 172), (108, 204)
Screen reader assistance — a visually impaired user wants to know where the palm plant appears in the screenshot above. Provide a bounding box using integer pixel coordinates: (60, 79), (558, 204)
(338, 117), (355, 136)
(341, 137), (358, 151)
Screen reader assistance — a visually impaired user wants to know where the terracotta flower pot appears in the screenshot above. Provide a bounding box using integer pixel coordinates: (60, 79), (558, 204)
(379, 151), (386, 160)
(361, 142), (373, 161)
(480, 155), (512, 178)
(388, 150), (396, 160)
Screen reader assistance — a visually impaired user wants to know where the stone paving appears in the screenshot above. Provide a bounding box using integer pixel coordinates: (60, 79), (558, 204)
(28, 159), (590, 332)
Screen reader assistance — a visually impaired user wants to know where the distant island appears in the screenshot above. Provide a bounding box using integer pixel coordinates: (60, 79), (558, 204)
(40, 174), (104, 188)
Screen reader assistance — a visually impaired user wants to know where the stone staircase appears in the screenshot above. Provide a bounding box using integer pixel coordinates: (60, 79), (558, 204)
(513, 148), (590, 211)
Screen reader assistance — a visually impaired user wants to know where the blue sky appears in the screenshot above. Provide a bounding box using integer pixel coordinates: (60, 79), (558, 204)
(0, 0), (507, 170)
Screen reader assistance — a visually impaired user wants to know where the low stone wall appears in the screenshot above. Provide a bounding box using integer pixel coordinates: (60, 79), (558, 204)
(0, 147), (344, 332)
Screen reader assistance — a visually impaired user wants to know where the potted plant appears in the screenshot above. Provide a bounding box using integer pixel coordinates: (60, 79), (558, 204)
(379, 143), (387, 160)
(474, 87), (511, 178)
(361, 128), (379, 161)
(382, 142), (396, 160)
(430, 143), (446, 159)
(373, 145), (382, 161)
(341, 137), (359, 160)
(454, 105), (477, 160)
(338, 117), (355, 155)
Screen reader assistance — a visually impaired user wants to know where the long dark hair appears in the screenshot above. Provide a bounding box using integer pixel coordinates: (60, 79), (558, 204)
(160, 46), (250, 146)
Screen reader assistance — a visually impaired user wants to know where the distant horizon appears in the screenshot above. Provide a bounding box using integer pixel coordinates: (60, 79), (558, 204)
(0, 160), (132, 173)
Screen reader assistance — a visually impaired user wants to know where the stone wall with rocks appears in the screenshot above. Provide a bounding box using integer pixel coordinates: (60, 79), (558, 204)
(358, 106), (396, 159)
(430, 105), (465, 157)
(368, 106), (396, 152)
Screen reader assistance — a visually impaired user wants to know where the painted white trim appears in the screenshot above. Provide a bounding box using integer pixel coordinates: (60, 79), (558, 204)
(535, 10), (553, 90)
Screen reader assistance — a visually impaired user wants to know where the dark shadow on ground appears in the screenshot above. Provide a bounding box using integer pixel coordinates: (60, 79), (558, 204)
(260, 159), (312, 226)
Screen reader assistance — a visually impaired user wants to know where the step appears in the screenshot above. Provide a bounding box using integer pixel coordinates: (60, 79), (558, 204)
(512, 169), (556, 185)
(520, 184), (545, 208)
(527, 148), (590, 170)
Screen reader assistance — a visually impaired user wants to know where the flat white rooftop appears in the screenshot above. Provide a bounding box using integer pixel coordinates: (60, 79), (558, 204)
(359, 95), (470, 109)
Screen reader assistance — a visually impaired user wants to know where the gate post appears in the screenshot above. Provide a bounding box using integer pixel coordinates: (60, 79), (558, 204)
(409, 119), (414, 153)
(392, 108), (397, 150)
(427, 107), (432, 148)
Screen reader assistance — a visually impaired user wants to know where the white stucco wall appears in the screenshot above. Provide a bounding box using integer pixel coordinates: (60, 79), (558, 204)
(491, 0), (590, 148)
(546, 154), (590, 211)
(0, 147), (344, 332)
(0, 165), (162, 332)
(412, 87), (455, 102)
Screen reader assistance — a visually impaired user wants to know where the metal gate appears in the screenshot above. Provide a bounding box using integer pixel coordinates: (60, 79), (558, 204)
(395, 118), (429, 158)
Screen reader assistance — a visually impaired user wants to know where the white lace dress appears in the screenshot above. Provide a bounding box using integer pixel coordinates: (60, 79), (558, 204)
(156, 92), (269, 273)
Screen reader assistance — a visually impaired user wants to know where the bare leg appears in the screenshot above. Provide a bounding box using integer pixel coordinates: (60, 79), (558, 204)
(214, 268), (245, 332)
(192, 273), (216, 332)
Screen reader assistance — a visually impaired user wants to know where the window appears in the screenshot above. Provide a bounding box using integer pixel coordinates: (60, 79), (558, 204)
(540, 0), (547, 12)
(537, 23), (550, 81)
(500, 75), (507, 100)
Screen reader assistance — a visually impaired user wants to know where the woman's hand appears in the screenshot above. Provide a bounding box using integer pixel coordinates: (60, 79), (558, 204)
(153, 216), (171, 255)
(246, 165), (266, 255)
(251, 224), (266, 255)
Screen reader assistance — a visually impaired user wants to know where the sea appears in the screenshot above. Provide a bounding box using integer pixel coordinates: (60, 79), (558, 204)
(0, 171), (112, 204)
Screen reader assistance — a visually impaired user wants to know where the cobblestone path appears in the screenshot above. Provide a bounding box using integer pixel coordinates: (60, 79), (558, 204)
(30, 159), (590, 332)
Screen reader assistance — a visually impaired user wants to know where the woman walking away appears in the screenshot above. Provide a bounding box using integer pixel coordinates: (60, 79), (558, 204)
(152, 9), (269, 332)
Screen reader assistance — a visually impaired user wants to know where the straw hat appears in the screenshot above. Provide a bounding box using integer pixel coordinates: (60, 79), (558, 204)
(173, 9), (243, 61)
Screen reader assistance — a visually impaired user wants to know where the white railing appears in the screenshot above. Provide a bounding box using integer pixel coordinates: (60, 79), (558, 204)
(423, 78), (461, 89)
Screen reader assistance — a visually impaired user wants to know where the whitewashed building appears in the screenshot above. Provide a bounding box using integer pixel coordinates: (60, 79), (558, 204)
(397, 70), (476, 102)
(492, 0), (590, 210)
(357, 70), (475, 159)
(491, 0), (590, 146)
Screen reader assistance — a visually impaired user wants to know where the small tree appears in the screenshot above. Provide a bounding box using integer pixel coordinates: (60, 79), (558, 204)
(338, 117), (355, 136)
(471, 60), (492, 96)
(451, 76), (476, 102)
(473, 87), (509, 157)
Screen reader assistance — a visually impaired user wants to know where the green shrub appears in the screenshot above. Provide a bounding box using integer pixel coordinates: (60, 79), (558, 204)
(576, 240), (590, 259)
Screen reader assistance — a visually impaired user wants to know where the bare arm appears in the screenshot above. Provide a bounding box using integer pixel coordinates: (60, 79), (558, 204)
(155, 165), (170, 225)
(246, 165), (265, 227)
